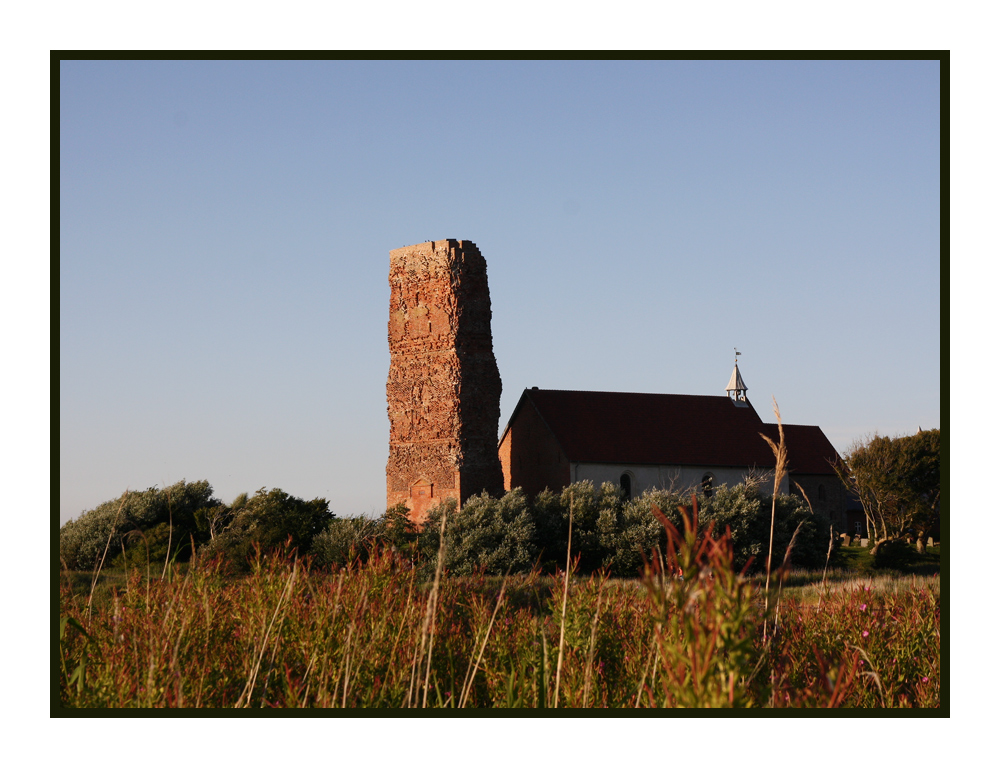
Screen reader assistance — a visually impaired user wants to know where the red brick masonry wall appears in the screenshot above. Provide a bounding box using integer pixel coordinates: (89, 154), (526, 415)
(386, 240), (504, 525)
(499, 392), (570, 499)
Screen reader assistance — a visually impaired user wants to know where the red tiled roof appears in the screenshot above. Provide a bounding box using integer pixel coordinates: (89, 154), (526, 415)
(516, 389), (774, 467)
(759, 423), (840, 475)
(510, 388), (838, 474)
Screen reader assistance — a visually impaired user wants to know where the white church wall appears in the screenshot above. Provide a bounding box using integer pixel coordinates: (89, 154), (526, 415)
(571, 463), (789, 497)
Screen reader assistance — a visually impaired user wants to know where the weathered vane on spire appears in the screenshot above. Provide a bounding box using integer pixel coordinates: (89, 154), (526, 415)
(726, 349), (748, 406)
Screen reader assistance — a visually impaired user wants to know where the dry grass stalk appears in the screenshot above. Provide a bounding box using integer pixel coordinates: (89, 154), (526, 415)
(633, 631), (659, 708)
(88, 491), (129, 620)
(406, 504), (448, 708)
(236, 561), (298, 707)
(317, 571), (349, 707)
(298, 653), (317, 708)
(819, 524), (835, 607)
(459, 574), (509, 708)
(790, 481), (835, 606)
(540, 620), (549, 707)
(341, 591), (369, 708)
(793, 481), (813, 515)
(123, 528), (152, 612)
(340, 624), (355, 707)
(420, 512), (449, 707)
(779, 520), (805, 578)
(161, 488), (173, 581)
(774, 519), (806, 629)
(552, 492), (574, 708)
(851, 644), (887, 707)
(581, 578), (605, 708)
(386, 568), (417, 689)
(759, 398), (789, 641)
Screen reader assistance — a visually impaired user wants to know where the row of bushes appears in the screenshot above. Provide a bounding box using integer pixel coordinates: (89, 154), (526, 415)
(59, 481), (332, 573)
(60, 479), (833, 578)
(311, 481), (833, 578)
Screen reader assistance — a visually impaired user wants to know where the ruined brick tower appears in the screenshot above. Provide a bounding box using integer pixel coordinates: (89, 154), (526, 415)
(386, 239), (504, 524)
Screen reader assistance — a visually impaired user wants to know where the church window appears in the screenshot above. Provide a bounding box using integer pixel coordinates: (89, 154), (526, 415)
(619, 472), (633, 501)
(701, 473), (715, 498)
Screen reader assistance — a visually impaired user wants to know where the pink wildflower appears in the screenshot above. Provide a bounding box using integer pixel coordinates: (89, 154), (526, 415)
(862, 630), (869, 638)
(860, 604), (867, 611)
(922, 677), (929, 683)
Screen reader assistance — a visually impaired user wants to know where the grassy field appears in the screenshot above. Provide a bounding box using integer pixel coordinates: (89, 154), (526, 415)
(57, 524), (941, 709)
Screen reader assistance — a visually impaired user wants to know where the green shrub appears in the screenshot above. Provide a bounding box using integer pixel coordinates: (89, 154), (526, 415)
(310, 516), (382, 567)
(770, 492), (832, 569)
(60, 480), (221, 570)
(526, 487), (565, 571)
(379, 502), (419, 556)
(199, 487), (332, 571)
(420, 490), (538, 576)
(528, 481), (632, 574)
(700, 482), (832, 573)
(558, 481), (619, 573)
(872, 538), (917, 570)
(595, 490), (681, 576)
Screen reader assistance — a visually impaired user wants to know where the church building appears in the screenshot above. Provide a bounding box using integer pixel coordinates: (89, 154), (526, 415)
(385, 240), (846, 528)
(498, 360), (846, 523)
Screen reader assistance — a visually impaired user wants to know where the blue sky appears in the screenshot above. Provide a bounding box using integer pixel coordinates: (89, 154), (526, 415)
(59, 59), (940, 524)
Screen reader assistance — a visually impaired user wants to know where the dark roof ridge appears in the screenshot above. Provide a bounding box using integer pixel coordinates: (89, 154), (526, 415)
(526, 387), (733, 399)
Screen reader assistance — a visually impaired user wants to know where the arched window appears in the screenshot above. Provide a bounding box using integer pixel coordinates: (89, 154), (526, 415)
(818, 484), (826, 502)
(701, 473), (715, 498)
(619, 472), (632, 501)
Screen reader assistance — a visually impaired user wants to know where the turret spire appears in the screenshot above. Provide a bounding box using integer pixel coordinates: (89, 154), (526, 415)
(726, 349), (748, 405)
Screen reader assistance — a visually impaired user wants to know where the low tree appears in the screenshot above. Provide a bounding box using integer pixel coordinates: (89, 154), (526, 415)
(553, 481), (624, 573)
(526, 487), (566, 571)
(378, 501), (421, 559)
(308, 502), (422, 569)
(200, 487), (332, 570)
(60, 480), (222, 571)
(525, 481), (629, 573)
(310, 515), (382, 568)
(835, 429), (940, 553)
(596, 489), (681, 576)
(419, 490), (538, 577)
(701, 481), (831, 573)
(898, 429), (942, 552)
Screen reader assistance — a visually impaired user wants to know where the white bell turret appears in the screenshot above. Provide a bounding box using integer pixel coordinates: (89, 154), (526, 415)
(726, 349), (748, 406)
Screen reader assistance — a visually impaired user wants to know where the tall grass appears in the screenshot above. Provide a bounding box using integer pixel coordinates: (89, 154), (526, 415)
(59, 510), (940, 708)
(552, 492), (573, 708)
(759, 397), (789, 642)
(87, 491), (129, 620)
(645, 497), (757, 706)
